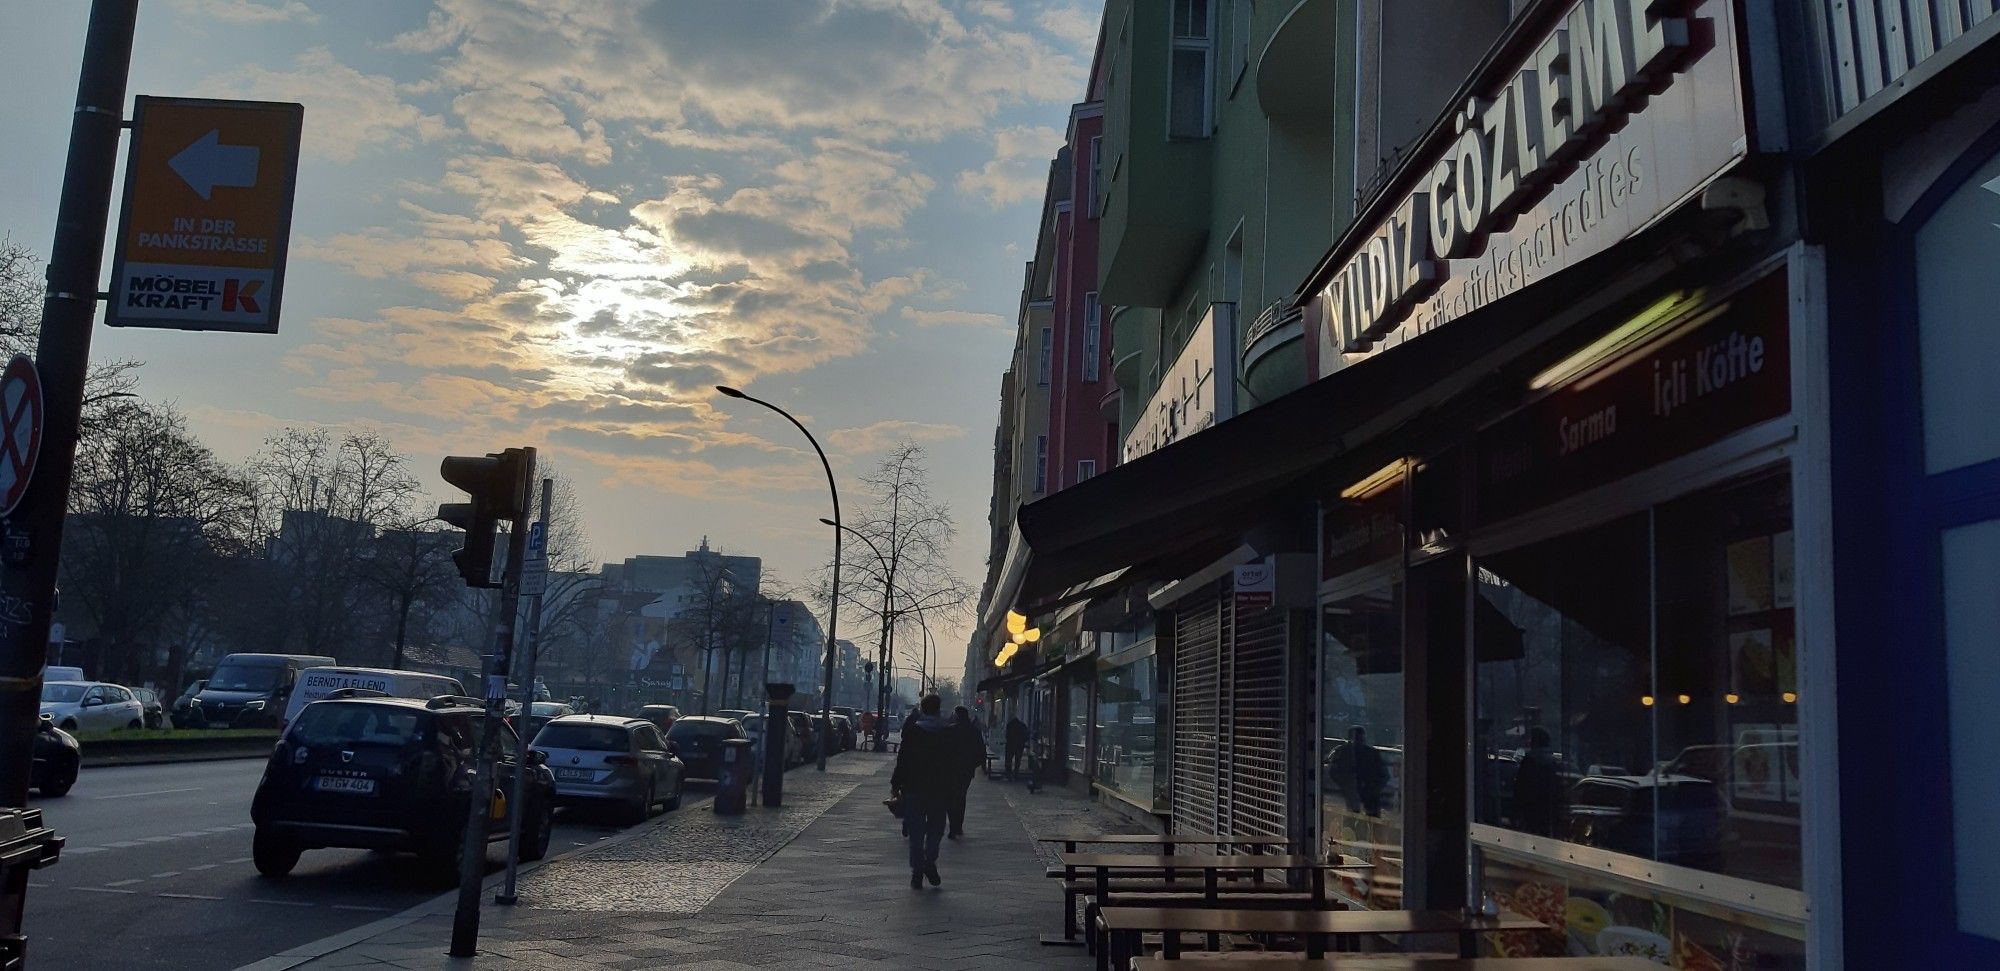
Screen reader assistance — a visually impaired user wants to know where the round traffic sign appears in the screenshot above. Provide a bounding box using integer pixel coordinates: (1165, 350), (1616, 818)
(0, 356), (45, 520)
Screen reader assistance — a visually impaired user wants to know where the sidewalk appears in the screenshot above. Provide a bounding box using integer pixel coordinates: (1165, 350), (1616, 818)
(251, 752), (1136, 970)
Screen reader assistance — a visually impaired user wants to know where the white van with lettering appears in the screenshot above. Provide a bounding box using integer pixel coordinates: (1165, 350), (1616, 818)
(280, 667), (465, 730)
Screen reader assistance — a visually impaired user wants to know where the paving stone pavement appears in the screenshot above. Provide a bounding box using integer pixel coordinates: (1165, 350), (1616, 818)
(260, 752), (1131, 970)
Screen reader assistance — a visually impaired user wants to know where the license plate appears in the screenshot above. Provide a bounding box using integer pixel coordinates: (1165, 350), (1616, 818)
(555, 767), (595, 781)
(314, 775), (376, 794)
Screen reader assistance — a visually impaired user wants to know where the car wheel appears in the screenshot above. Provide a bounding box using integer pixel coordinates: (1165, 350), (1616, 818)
(126, 719), (143, 731)
(627, 782), (654, 825)
(252, 828), (301, 878)
(39, 772), (74, 798)
(520, 801), (553, 862)
(58, 719), (76, 732)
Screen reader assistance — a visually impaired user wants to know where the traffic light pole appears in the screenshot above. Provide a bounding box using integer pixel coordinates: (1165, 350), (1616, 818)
(496, 476), (551, 907)
(450, 448), (534, 958)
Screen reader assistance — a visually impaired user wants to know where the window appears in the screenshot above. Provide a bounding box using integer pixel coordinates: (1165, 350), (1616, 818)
(1082, 292), (1102, 383)
(1230, 0), (1251, 91)
(1095, 650), (1157, 809)
(1077, 459), (1098, 481)
(1916, 152), (2000, 472)
(1088, 136), (1103, 218)
(1039, 326), (1053, 386)
(1035, 436), (1048, 493)
(1322, 580), (1404, 909)
(1475, 473), (1801, 892)
(1944, 517), (2000, 939)
(1170, 0), (1213, 138)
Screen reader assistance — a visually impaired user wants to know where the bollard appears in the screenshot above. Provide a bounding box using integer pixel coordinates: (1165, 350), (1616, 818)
(713, 738), (753, 815)
(762, 683), (795, 807)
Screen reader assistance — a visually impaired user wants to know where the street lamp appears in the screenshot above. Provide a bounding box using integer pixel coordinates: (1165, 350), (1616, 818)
(821, 516), (895, 750)
(716, 385), (839, 771)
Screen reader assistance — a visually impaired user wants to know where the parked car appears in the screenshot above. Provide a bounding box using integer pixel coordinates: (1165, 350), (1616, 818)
(1566, 772), (1724, 867)
(31, 715), (79, 797)
(635, 704), (681, 734)
(714, 708), (754, 723)
(131, 687), (166, 729)
(531, 715), (684, 823)
(827, 713), (856, 751)
(523, 702), (576, 741)
(190, 653), (334, 728)
(279, 667), (466, 730)
(44, 666), (86, 682)
(784, 709), (817, 764)
(666, 715), (747, 779)
(170, 679), (207, 728)
(39, 681), (146, 732)
(249, 696), (556, 882)
(740, 713), (800, 768)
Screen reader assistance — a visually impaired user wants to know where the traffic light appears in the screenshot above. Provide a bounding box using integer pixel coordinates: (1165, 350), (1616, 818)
(438, 449), (532, 588)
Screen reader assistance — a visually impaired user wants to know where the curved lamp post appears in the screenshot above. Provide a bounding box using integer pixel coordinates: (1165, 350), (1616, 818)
(716, 385), (838, 771)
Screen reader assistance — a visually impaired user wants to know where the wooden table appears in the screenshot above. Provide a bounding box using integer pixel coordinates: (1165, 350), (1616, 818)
(1038, 834), (1296, 854)
(1098, 907), (1546, 966)
(1050, 854), (1362, 951)
(1132, 958), (1662, 970)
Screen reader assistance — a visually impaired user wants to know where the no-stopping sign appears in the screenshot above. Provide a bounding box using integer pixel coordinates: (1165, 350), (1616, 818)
(0, 356), (44, 519)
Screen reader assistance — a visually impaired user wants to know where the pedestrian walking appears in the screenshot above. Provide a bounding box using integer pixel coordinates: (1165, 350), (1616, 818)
(1004, 715), (1029, 778)
(890, 694), (955, 888)
(946, 706), (983, 839)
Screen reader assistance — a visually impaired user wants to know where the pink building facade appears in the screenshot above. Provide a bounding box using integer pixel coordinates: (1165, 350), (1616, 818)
(1046, 101), (1112, 494)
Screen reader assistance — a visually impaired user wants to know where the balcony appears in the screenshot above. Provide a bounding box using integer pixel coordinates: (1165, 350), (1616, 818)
(1242, 300), (1308, 405)
(1256, 0), (1335, 120)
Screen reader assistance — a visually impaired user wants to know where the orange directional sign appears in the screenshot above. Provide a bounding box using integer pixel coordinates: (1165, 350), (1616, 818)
(107, 96), (303, 333)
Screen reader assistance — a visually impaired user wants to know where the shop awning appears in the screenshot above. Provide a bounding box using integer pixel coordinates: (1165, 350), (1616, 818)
(992, 217), (1716, 616)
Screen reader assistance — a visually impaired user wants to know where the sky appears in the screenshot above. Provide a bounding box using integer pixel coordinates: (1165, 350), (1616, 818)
(0, 0), (1099, 678)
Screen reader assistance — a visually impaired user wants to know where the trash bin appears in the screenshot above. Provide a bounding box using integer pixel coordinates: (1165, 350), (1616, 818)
(713, 738), (754, 815)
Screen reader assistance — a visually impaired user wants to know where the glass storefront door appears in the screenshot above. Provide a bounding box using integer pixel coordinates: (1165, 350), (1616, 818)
(1321, 578), (1404, 909)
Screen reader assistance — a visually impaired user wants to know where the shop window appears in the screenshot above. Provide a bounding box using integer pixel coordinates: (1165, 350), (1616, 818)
(1475, 514), (1652, 843)
(1943, 517), (2000, 941)
(1067, 680), (1090, 775)
(1914, 152), (2000, 474)
(1321, 581), (1404, 910)
(1654, 474), (1799, 890)
(1475, 471), (1803, 896)
(1095, 651), (1157, 809)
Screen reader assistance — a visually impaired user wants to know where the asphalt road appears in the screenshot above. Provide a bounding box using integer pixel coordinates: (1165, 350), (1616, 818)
(22, 757), (686, 971)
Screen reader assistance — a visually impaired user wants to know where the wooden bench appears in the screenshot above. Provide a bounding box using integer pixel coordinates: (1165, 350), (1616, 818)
(1097, 908), (1547, 970)
(1131, 957), (1662, 970)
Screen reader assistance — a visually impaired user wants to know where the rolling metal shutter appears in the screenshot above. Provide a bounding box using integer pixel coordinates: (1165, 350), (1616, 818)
(1170, 585), (1224, 835)
(1222, 602), (1290, 838)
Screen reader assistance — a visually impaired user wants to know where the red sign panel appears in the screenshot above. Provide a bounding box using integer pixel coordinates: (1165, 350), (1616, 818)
(0, 356), (45, 519)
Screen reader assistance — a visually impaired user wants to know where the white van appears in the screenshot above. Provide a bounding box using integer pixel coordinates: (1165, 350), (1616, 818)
(280, 667), (466, 728)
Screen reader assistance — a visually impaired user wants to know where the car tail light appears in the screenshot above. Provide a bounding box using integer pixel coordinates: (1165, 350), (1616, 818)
(605, 755), (636, 766)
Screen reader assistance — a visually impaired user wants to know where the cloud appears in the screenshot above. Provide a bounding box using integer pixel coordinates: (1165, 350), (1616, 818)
(173, 0), (318, 24)
(827, 420), (968, 456)
(900, 307), (1006, 330)
(452, 84), (613, 164)
(957, 125), (1065, 208)
(197, 48), (447, 163)
(1038, 3), (1099, 46)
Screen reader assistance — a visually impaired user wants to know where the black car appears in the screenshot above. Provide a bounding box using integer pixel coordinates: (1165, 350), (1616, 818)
(666, 715), (746, 779)
(250, 697), (556, 882)
(169, 679), (206, 728)
(132, 687), (166, 730)
(32, 715), (79, 797)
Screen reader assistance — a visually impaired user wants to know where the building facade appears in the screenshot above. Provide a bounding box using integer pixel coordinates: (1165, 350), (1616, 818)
(976, 0), (2000, 966)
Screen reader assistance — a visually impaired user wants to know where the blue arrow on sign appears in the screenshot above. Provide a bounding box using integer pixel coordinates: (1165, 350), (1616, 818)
(169, 129), (260, 200)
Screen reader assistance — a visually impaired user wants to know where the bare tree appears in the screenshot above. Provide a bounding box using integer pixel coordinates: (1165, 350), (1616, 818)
(249, 428), (421, 658)
(360, 513), (459, 669)
(1, 234), (142, 430)
(824, 444), (973, 736)
(60, 400), (256, 685)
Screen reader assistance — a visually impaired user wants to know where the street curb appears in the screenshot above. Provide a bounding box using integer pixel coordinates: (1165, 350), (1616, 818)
(227, 756), (872, 971)
(82, 750), (271, 768)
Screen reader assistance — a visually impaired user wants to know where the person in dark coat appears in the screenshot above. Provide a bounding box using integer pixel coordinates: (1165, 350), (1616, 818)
(945, 706), (984, 838)
(891, 695), (955, 888)
(1004, 715), (1030, 777)
(1508, 726), (1564, 836)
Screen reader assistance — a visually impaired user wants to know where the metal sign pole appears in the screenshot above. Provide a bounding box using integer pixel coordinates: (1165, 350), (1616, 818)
(450, 448), (534, 957)
(496, 477), (551, 906)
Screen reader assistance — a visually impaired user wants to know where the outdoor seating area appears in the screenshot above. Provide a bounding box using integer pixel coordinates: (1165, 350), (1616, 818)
(1035, 831), (1664, 971)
